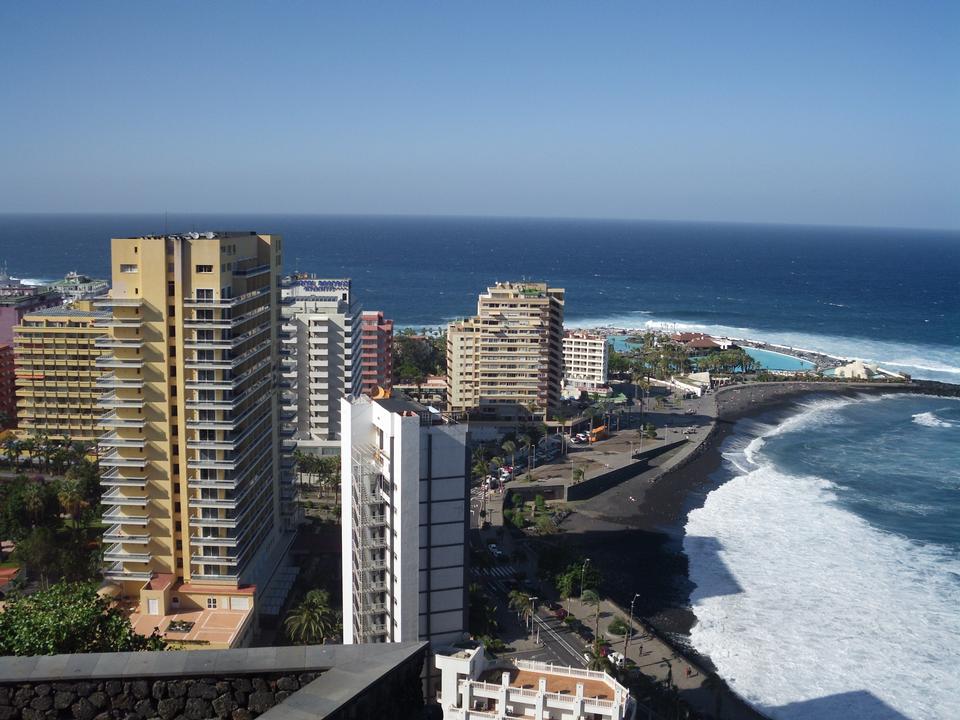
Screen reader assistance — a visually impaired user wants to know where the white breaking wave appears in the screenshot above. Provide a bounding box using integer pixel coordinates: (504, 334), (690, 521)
(912, 411), (955, 429)
(684, 401), (960, 720)
(565, 312), (960, 383)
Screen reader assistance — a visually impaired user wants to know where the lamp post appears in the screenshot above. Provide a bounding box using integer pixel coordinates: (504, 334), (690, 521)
(624, 592), (641, 657)
(527, 595), (539, 641)
(580, 558), (591, 598)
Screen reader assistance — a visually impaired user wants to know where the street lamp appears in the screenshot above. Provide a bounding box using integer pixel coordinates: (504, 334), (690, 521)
(624, 592), (641, 657)
(580, 558), (591, 597)
(527, 595), (539, 637)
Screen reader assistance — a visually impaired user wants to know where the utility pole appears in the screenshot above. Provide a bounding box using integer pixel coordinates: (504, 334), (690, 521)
(624, 592), (641, 657)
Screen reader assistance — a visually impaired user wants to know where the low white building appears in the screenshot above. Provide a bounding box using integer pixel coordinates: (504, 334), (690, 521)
(563, 331), (609, 395)
(280, 277), (361, 455)
(341, 395), (470, 646)
(834, 360), (879, 380)
(436, 645), (635, 720)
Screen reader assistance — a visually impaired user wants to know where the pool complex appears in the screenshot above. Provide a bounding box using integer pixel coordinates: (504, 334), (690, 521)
(607, 337), (816, 372)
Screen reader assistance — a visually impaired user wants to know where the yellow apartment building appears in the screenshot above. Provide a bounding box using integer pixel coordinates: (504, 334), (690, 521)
(13, 301), (107, 441)
(447, 282), (564, 421)
(96, 231), (296, 648)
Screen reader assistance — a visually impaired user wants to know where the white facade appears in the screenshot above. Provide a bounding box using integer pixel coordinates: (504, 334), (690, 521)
(341, 395), (469, 646)
(280, 278), (361, 456)
(436, 646), (635, 720)
(563, 331), (609, 393)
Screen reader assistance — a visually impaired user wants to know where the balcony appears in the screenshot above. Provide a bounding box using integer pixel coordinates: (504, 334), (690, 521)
(189, 534), (237, 547)
(100, 468), (148, 486)
(103, 487), (148, 507)
(98, 393), (144, 410)
(102, 509), (149, 526)
(190, 516), (238, 529)
(190, 553), (238, 565)
(95, 337), (143, 349)
(93, 317), (142, 328)
(96, 373), (144, 390)
(99, 450), (148, 468)
(96, 355), (143, 369)
(103, 545), (152, 564)
(103, 563), (153, 582)
(93, 297), (143, 308)
(98, 412), (145, 429)
(102, 526), (150, 544)
(183, 286), (270, 308)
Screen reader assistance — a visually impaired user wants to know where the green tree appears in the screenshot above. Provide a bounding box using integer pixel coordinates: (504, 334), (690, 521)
(572, 467), (585, 484)
(0, 582), (166, 655)
(14, 527), (60, 588)
(284, 589), (337, 644)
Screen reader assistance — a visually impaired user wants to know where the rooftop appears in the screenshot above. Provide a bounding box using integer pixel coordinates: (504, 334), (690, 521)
(22, 306), (110, 320)
(118, 231), (261, 241)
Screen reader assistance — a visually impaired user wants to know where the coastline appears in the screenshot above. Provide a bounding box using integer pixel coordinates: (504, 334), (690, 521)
(558, 381), (926, 660)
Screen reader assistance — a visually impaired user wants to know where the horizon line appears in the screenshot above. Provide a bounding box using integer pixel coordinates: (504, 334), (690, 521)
(0, 210), (957, 235)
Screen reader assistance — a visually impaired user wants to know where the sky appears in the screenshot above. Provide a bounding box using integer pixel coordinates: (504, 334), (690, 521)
(0, 1), (958, 229)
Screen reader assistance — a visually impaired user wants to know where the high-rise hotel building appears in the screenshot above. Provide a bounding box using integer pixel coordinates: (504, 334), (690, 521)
(280, 277), (361, 456)
(13, 301), (107, 441)
(96, 232), (295, 647)
(341, 395), (469, 646)
(447, 282), (565, 420)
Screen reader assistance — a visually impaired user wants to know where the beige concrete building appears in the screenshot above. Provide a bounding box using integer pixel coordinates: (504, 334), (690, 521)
(436, 646), (635, 720)
(12, 301), (107, 441)
(447, 282), (564, 421)
(562, 330), (609, 396)
(96, 231), (296, 647)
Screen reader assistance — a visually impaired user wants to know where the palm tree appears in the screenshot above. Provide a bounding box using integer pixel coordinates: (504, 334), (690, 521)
(507, 590), (530, 622)
(22, 480), (47, 527)
(284, 589), (337, 645)
(518, 434), (533, 471)
(57, 477), (85, 530)
(585, 640), (612, 672)
(501, 440), (517, 476)
(2, 438), (22, 470)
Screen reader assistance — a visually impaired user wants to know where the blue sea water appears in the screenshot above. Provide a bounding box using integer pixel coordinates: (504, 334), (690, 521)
(0, 213), (958, 381)
(685, 394), (960, 719)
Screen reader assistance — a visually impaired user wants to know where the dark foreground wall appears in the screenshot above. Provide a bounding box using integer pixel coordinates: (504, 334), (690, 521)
(0, 643), (428, 720)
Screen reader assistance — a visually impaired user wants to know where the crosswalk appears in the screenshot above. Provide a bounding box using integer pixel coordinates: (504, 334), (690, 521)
(473, 565), (515, 578)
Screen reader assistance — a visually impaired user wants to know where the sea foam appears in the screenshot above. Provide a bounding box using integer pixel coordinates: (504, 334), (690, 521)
(684, 402), (960, 720)
(912, 411), (955, 428)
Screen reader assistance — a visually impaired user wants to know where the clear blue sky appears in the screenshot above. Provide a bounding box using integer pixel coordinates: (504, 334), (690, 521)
(1, 1), (957, 228)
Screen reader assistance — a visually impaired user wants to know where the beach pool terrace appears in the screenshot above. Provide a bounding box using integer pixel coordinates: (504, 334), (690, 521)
(606, 336), (816, 372)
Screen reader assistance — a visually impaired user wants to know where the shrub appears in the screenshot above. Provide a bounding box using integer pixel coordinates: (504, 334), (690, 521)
(608, 616), (631, 637)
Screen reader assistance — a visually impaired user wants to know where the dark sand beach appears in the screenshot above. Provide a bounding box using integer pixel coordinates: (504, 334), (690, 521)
(558, 381), (921, 663)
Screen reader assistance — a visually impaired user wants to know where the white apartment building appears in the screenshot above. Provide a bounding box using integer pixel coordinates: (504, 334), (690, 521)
(280, 277), (361, 456)
(341, 395), (469, 646)
(562, 330), (609, 395)
(436, 646), (635, 720)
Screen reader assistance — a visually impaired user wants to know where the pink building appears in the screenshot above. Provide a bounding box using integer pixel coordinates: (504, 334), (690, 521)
(359, 310), (394, 395)
(0, 290), (62, 347)
(0, 344), (14, 429)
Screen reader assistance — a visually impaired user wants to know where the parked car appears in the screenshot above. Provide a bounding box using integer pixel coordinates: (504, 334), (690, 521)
(487, 543), (505, 559)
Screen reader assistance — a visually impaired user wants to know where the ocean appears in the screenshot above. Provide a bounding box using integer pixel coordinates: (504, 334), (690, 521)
(1, 213), (958, 382)
(2, 214), (958, 716)
(685, 394), (960, 720)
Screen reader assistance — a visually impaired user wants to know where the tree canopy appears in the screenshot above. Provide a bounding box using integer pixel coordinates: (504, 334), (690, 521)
(0, 582), (165, 656)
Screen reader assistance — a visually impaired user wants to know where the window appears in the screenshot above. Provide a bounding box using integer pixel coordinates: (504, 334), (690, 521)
(196, 265), (213, 273)
(207, 597), (217, 609)
(168, 281), (175, 297)
(120, 264), (138, 273)
(168, 326), (176, 337)
(197, 288), (213, 300)
(169, 305), (175, 316)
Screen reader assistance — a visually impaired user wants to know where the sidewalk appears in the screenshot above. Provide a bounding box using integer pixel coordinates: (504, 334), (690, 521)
(560, 594), (766, 720)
